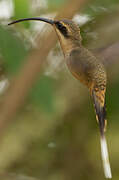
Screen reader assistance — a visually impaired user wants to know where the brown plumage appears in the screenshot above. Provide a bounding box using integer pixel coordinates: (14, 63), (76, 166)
(67, 47), (107, 134)
(8, 17), (112, 178)
(54, 20), (107, 133)
(54, 20), (107, 136)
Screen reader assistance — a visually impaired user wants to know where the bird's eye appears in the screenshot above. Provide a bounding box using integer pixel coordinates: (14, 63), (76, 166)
(56, 22), (64, 30)
(55, 22), (68, 37)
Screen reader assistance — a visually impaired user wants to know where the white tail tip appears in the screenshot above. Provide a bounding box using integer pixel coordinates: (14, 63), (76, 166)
(100, 136), (112, 178)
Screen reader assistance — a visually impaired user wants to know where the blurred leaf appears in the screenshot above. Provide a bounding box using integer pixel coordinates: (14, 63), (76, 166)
(107, 82), (119, 118)
(13, 0), (31, 28)
(29, 76), (56, 114)
(84, 0), (119, 17)
(0, 26), (27, 74)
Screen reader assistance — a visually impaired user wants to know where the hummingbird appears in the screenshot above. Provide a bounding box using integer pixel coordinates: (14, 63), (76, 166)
(8, 17), (112, 178)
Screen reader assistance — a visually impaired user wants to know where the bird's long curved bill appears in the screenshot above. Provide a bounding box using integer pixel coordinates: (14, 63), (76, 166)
(8, 17), (54, 25)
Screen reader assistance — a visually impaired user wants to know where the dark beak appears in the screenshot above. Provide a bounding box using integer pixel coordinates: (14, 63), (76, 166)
(8, 17), (54, 26)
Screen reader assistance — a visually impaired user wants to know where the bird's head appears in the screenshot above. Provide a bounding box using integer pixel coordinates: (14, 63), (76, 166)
(54, 19), (81, 41)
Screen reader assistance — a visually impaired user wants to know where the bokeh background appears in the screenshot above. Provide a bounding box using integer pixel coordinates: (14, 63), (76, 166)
(0, 0), (119, 179)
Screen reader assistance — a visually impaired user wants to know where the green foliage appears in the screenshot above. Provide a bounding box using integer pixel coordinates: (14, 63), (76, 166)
(107, 82), (119, 118)
(84, 0), (119, 17)
(29, 76), (56, 114)
(13, 0), (31, 27)
(0, 26), (27, 74)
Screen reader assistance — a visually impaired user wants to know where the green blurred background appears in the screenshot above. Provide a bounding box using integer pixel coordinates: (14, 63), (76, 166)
(0, 0), (119, 179)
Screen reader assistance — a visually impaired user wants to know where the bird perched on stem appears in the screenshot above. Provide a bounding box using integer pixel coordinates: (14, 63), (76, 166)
(8, 17), (112, 178)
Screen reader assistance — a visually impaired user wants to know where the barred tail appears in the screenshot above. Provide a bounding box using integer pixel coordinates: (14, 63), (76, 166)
(92, 90), (112, 178)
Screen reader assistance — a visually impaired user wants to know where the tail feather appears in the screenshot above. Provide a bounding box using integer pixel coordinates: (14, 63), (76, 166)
(92, 90), (106, 135)
(92, 90), (112, 178)
(100, 135), (112, 178)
